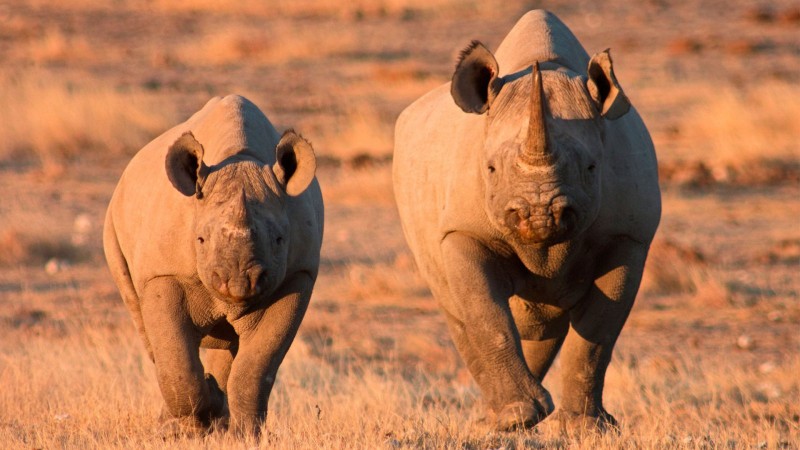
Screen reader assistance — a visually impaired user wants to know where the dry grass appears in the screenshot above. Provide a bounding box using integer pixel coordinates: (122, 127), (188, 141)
(0, 71), (178, 168)
(663, 81), (800, 184)
(314, 105), (395, 162)
(686, 82), (800, 164)
(0, 318), (797, 449)
(170, 23), (357, 67)
(641, 237), (729, 306)
(141, 0), (481, 19)
(0, 227), (88, 267)
(17, 26), (95, 64)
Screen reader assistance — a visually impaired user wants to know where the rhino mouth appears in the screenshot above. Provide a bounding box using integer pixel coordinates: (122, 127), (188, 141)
(208, 264), (269, 303)
(504, 200), (578, 244)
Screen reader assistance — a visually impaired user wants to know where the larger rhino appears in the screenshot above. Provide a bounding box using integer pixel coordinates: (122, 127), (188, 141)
(104, 95), (323, 436)
(393, 10), (660, 432)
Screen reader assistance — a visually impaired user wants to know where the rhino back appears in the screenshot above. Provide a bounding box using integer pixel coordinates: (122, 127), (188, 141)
(493, 10), (590, 76)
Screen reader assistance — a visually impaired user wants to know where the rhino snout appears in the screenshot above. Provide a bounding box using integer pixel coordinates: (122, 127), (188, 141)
(209, 265), (268, 303)
(504, 198), (577, 244)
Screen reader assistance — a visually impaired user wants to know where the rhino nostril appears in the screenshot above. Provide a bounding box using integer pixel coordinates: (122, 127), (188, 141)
(254, 271), (268, 292)
(211, 271), (230, 295)
(554, 205), (576, 233)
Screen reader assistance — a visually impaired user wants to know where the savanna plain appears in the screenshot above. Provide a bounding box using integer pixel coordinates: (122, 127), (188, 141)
(0, 0), (798, 448)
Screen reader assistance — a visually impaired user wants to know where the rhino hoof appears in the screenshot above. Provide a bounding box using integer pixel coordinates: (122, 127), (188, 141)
(494, 400), (551, 431)
(535, 408), (619, 437)
(157, 416), (211, 440)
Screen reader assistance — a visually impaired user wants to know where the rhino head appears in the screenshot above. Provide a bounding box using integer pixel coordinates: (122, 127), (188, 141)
(165, 130), (316, 303)
(451, 41), (630, 246)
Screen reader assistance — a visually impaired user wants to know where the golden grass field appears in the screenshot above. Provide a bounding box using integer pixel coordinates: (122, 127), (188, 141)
(0, 0), (798, 448)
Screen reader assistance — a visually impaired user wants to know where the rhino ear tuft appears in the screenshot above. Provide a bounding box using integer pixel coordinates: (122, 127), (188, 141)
(166, 132), (207, 197)
(451, 40), (502, 114)
(587, 49), (631, 120)
(273, 130), (316, 197)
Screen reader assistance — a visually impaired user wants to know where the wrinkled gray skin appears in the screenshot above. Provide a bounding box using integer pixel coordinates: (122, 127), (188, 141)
(393, 10), (660, 432)
(104, 95), (323, 437)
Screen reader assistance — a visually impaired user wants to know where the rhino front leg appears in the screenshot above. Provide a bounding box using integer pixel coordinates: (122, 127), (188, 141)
(227, 272), (313, 437)
(540, 237), (648, 435)
(440, 233), (554, 431)
(140, 277), (218, 436)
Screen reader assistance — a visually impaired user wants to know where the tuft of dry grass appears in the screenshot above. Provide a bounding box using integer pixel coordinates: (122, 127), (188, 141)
(678, 82), (799, 167)
(141, 0), (480, 20)
(641, 237), (729, 306)
(20, 26), (95, 64)
(0, 228), (88, 267)
(170, 24), (357, 67)
(0, 71), (178, 168)
(315, 104), (395, 162)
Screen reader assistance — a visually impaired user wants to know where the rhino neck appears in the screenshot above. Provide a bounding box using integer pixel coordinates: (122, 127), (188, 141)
(507, 234), (589, 279)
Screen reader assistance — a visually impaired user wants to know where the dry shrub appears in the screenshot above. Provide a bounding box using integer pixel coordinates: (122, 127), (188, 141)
(676, 82), (800, 181)
(172, 24), (356, 67)
(143, 0), (471, 19)
(0, 228), (86, 267)
(666, 37), (703, 55)
(0, 71), (178, 167)
(20, 26), (94, 64)
(321, 165), (395, 206)
(315, 104), (394, 162)
(756, 238), (800, 265)
(641, 237), (727, 305)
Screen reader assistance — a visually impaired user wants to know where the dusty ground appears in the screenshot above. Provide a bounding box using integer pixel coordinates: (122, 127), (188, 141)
(0, 0), (798, 448)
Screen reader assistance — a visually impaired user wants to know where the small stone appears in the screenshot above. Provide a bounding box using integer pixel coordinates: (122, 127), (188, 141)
(45, 258), (62, 275)
(736, 335), (754, 350)
(767, 310), (782, 322)
(758, 361), (776, 374)
(73, 213), (92, 234)
(54, 413), (70, 421)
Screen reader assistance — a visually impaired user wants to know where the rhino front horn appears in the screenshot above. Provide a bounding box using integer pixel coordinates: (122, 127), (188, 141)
(519, 62), (556, 168)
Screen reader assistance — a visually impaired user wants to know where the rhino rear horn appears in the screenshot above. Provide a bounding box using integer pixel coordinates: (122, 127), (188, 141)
(587, 49), (631, 120)
(166, 131), (209, 197)
(451, 41), (503, 114)
(273, 130), (316, 197)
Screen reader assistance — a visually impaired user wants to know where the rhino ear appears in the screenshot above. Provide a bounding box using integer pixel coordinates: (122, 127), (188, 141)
(166, 132), (209, 197)
(587, 49), (631, 120)
(273, 130), (316, 197)
(451, 40), (502, 114)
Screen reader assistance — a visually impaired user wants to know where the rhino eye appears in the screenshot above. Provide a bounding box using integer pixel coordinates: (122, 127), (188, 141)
(276, 237), (284, 245)
(487, 165), (496, 174)
(587, 164), (596, 172)
(197, 237), (205, 244)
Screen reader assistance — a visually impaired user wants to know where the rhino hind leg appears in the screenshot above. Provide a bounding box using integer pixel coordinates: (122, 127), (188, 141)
(204, 348), (235, 422)
(511, 299), (570, 380)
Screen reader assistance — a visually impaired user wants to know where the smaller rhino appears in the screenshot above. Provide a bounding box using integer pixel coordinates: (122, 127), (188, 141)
(103, 95), (323, 436)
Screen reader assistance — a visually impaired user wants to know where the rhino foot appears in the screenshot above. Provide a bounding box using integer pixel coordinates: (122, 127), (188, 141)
(492, 396), (554, 432)
(534, 408), (619, 437)
(157, 415), (212, 440)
